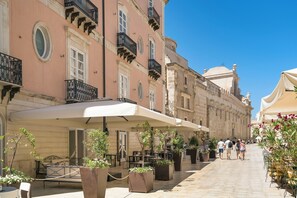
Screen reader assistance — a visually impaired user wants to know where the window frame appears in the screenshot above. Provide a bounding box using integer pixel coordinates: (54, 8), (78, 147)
(69, 47), (86, 82)
(33, 22), (52, 62)
(119, 73), (129, 98)
(119, 9), (127, 34)
(149, 89), (156, 110)
(149, 39), (155, 59)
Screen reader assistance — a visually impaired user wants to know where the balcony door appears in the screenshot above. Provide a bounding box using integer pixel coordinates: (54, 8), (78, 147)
(69, 129), (85, 165)
(149, 89), (155, 110)
(117, 131), (127, 162)
(149, 39), (155, 59)
(70, 47), (85, 82)
(119, 73), (129, 98)
(119, 10), (127, 34)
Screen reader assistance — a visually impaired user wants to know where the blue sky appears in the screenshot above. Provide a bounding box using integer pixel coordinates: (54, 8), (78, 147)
(165, 0), (297, 119)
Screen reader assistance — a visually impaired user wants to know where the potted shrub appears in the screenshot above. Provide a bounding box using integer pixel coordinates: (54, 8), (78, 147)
(187, 135), (199, 164)
(208, 138), (218, 159)
(0, 128), (38, 189)
(80, 129), (110, 198)
(171, 131), (184, 171)
(154, 128), (174, 180)
(198, 131), (209, 162)
(129, 121), (154, 193)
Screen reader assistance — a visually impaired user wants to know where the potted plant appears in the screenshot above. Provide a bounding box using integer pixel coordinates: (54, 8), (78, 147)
(129, 121), (154, 193)
(0, 128), (38, 189)
(171, 131), (184, 171)
(208, 138), (218, 159)
(80, 129), (110, 198)
(153, 128), (174, 180)
(198, 131), (209, 162)
(187, 135), (199, 164)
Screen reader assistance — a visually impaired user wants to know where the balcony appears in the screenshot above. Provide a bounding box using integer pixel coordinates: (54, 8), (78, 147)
(148, 7), (160, 31)
(65, 79), (98, 103)
(117, 33), (137, 63)
(64, 0), (98, 35)
(0, 52), (22, 101)
(148, 59), (161, 80)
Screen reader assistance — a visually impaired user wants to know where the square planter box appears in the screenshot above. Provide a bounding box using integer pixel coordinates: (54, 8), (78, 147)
(155, 163), (174, 181)
(129, 170), (154, 193)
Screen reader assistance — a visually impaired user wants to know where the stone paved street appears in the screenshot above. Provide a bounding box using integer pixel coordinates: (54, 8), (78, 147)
(33, 144), (288, 198)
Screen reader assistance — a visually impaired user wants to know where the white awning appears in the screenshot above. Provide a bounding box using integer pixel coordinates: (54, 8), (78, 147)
(259, 68), (297, 121)
(10, 100), (208, 131)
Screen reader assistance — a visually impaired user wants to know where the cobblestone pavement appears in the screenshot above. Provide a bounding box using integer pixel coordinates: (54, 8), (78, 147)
(33, 144), (288, 198)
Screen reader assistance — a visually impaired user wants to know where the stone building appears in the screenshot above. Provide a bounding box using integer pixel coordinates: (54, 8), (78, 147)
(165, 37), (253, 141)
(0, 0), (177, 176)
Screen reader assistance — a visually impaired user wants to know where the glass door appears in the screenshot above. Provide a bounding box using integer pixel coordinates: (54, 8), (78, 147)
(118, 131), (127, 162)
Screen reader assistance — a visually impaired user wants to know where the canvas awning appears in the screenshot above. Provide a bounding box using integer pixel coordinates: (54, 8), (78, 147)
(10, 100), (208, 131)
(259, 68), (297, 121)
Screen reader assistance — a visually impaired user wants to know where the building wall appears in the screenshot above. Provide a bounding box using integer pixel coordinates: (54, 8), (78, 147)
(165, 38), (252, 141)
(1, 0), (168, 176)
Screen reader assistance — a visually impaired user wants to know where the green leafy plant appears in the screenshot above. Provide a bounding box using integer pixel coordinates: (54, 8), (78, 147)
(188, 136), (199, 149)
(0, 128), (39, 184)
(129, 166), (153, 173)
(129, 121), (153, 172)
(83, 129), (110, 169)
(171, 131), (184, 154)
(208, 137), (218, 151)
(153, 128), (175, 166)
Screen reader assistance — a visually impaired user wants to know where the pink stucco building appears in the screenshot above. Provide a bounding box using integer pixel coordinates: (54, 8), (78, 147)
(0, 0), (172, 176)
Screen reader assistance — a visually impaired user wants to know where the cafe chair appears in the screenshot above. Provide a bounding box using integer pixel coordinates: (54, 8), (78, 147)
(19, 182), (31, 198)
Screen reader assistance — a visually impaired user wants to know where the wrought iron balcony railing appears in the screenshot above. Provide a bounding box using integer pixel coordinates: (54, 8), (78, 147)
(65, 79), (98, 103)
(0, 52), (22, 101)
(148, 7), (160, 31)
(148, 59), (161, 80)
(117, 32), (137, 63)
(0, 52), (22, 86)
(64, 0), (98, 34)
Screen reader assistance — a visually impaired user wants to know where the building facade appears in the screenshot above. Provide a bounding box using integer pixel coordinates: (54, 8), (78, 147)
(165, 38), (253, 141)
(0, 0), (169, 176)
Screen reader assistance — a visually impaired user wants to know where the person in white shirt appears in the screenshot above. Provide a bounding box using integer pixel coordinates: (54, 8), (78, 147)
(225, 138), (233, 160)
(217, 139), (225, 159)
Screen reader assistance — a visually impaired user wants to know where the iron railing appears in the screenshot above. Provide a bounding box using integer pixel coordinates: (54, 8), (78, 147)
(65, 79), (98, 103)
(148, 7), (160, 29)
(65, 0), (98, 24)
(148, 59), (161, 80)
(117, 32), (137, 56)
(0, 52), (22, 86)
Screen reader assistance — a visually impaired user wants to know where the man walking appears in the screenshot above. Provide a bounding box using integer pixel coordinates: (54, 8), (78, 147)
(217, 139), (225, 159)
(225, 138), (233, 160)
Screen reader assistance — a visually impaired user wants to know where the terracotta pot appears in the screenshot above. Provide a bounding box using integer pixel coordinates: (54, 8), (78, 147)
(128, 170), (154, 193)
(80, 167), (108, 198)
(203, 153), (209, 162)
(155, 163), (174, 181)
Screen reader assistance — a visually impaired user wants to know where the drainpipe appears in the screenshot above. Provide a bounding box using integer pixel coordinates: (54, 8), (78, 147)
(102, 0), (108, 134)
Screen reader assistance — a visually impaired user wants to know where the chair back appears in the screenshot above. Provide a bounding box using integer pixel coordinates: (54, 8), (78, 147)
(19, 182), (31, 198)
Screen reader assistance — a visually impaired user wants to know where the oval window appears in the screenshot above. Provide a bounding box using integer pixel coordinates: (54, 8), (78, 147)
(33, 23), (52, 61)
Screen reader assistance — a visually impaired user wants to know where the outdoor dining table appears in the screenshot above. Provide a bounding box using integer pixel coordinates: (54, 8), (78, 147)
(0, 186), (18, 198)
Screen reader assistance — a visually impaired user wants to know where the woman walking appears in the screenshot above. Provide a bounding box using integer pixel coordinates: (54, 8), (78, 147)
(240, 140), (246, 160)
(235, 139), (241, 159)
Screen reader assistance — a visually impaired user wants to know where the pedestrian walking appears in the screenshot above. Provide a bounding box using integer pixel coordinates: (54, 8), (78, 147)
(225, 138), (233, 160)
(217, 139), (225, 159)
(235, 139), (241, 159)
(240, 140), (246, 160)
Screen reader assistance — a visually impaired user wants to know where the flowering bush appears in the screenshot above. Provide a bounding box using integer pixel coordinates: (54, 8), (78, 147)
(253, 113), (297, 163)
(0, 168), (33, 185)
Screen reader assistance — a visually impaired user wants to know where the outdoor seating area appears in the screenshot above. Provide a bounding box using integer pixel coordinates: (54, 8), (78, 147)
(128, 150), (173, 168)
